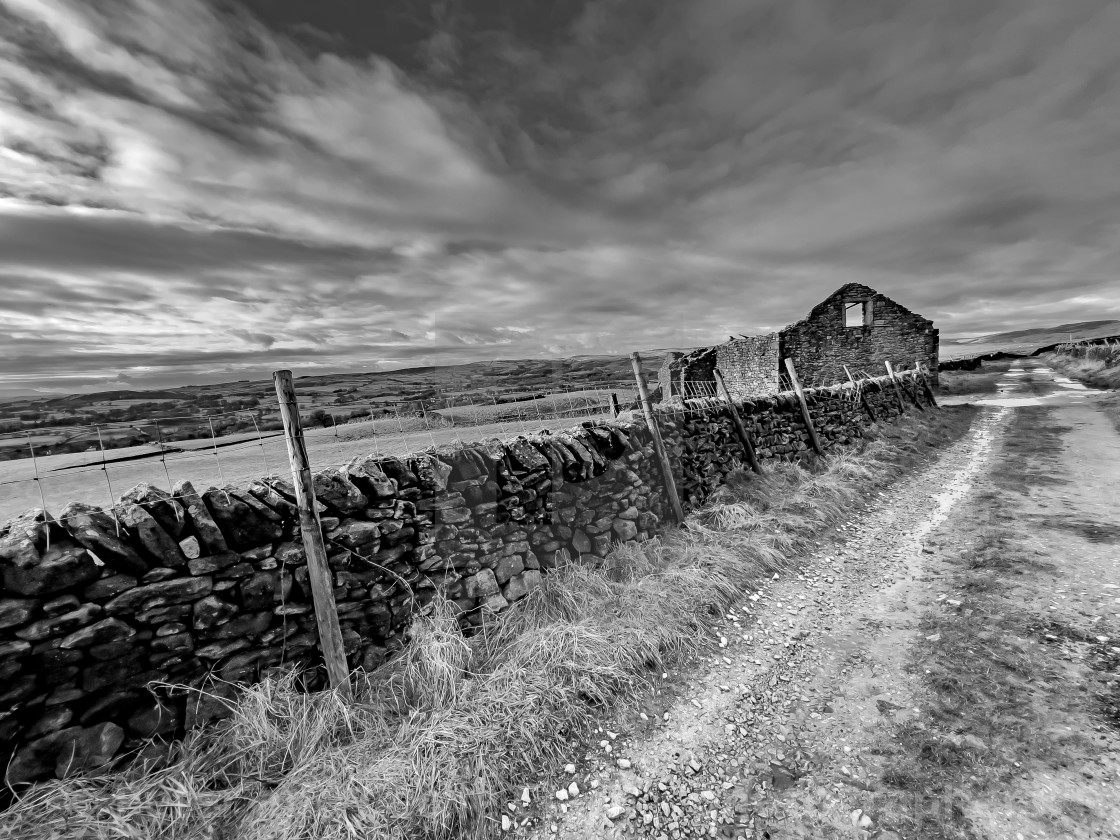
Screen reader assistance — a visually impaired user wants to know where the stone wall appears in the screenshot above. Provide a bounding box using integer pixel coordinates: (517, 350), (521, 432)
(0, 371), (923, 786)
(779, 283), (939, 386)
(657, 347), (719, 399)
(715, 334), (780, 398)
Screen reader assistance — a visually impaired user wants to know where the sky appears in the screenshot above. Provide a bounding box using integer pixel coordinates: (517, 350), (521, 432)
(1, 0), (1119, 397)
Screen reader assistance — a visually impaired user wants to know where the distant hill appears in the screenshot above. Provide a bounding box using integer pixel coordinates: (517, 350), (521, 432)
(940, 320), (1120, 361)
(946, 320), (1120, 346)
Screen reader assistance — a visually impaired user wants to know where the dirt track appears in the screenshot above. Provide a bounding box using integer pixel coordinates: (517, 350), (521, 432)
(529, 361), (1120, 840)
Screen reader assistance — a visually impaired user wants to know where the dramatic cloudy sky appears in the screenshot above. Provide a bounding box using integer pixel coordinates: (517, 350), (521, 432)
(2, 0), (1119, 395)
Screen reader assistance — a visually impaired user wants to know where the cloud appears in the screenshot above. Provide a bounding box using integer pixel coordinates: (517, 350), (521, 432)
(1, 0), (1120, 397)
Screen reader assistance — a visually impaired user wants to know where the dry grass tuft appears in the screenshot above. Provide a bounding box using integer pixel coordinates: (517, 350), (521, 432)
(1047, 348), (1120, 390)
(1, 408), (977, 840)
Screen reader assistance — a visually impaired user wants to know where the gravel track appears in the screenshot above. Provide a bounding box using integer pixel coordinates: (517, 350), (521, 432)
(524, 408), (1011, 840)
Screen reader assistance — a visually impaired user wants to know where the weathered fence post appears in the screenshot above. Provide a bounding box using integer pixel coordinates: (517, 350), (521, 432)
(783, 358), (825, 456)
(898, 365), (925, 411)
(713, 368), (763, 475)
(630, 352), (686, 524)
(609, 392), (621, 418)
(860, 389), (878, 423)
(884, 361), (907, 414)
(915, 360), (941, 408)
(273, 370), (352, 699)
(844, 366), (878, 422)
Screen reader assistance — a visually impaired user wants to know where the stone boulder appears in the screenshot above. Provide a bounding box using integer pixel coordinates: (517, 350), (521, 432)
(202, 488), (282, 551)
(119, 483), (188, 539)
(0, 509), (65, 555)
(127, 698), (182, 738)
(344, 456), (399, 499)
(113, 503), (186, 568)
(60, 502), (149, 576)
(328, 518), (382, 550)
(312, 468), (368, 515)
(1, 540), (100, 598)
(506, 440), (549, 474)
(239, 570), (289, 611)
(60, 617), (136, 649)
(8, 723), (125, 784)
(104, 576), (213, 616)
(172, 480), (228, 555)
(503, 570), (543, 602)
(0, 597), (38, 631)
(264, 477), (326, 515)
(611, 519), (639, 542)
(415, 455), (453, 492)
(15, 603), (101, 642)
(444, 447), (493, 483)
(192, 595), (238, 630)
(463, 568), (500, 601)
(493, 554), (525, 586)
(231, 490), (283, 524)
(246, 480), (299, 519)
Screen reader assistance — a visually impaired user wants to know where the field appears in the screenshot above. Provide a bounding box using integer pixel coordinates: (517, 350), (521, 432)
(0, 389), (637, 523)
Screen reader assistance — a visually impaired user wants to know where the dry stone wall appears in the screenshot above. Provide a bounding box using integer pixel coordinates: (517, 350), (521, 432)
(0, 372), (924, 787)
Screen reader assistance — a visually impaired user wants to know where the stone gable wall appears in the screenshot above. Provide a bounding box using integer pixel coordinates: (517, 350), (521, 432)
(0, 371), (921, 785)
(779, 283), (939, 386)
(715, 334), (780, 397)
(657, 347), (719, 399)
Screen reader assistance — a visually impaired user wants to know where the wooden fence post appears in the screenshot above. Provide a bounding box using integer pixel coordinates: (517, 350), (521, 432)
(609, 392), (621, 418)
(845, 365), (878, 422)
(860, 390), (878, 423)
(273, 370), (352, 699)
(915, 360), (941, 408)
(898, 366), (925, 411)
(713, 368), (763, 475)
(884, 361), (907, 414)
(783, 358), (825, 456)
(630, 352), (686, 524)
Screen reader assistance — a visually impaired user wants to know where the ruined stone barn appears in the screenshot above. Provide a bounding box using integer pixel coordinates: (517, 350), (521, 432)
(658, 283), (938, 398)
(778, 283), (939, 387)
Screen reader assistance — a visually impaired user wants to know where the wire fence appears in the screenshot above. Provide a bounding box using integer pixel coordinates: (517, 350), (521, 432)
(0, 361), (930, 528)
(0, 381), (643, 526)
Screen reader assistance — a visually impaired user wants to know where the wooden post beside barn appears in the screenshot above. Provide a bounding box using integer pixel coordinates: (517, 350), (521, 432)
(630, 352), (686, 524)
(844, 364), (878, 422)
(884, 361), (907, 414)
(273, 370), (352, 699)
(898, 365), (925, 411)
(915, 360), (940, 408)
(783, 358), (825, 456)
(713, 368), (763, 475)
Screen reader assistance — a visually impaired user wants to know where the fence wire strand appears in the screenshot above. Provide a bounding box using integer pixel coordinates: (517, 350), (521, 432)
(0, 376), (738, 526)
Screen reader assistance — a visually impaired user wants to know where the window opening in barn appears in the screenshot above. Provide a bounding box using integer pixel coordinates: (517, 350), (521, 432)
(845, 300), (872, 328)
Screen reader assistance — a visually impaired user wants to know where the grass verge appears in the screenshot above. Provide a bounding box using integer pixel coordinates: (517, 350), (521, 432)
(1047, 349), (1120, 436)
(859, 430), (1117, 839)
(1, 408), (977, 840)
(863, 517), (1061, 839)
(1046, 349), (1120, 390)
